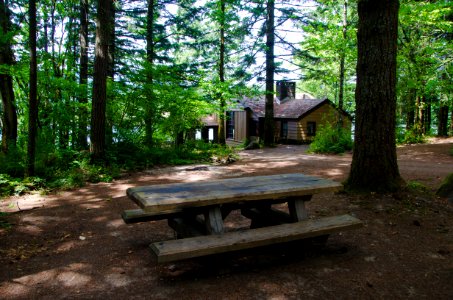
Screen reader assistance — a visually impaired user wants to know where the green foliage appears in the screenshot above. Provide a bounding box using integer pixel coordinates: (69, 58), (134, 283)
(308, 123), (353, 154)
(396, 126), (426, 145)
(0, 146), (25, 177)
(406, 180), (429, 193)
(0, 174), (45, 197)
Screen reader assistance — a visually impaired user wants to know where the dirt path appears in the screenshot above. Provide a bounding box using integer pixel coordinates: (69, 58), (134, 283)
(1, 139), (452, 299)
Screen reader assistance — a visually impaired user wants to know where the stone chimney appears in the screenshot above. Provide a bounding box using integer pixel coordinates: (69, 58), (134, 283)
(276, 81), (296, 100)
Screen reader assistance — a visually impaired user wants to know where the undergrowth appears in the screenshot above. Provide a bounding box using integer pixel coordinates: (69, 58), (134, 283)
(0, 141), (236, 197)
(308, 123), (353, 154)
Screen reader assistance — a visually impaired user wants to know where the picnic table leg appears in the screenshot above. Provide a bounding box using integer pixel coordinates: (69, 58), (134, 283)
(204, 206), (224, 234)
(288, 195), (330, 246)
(288, 195), (312, 222)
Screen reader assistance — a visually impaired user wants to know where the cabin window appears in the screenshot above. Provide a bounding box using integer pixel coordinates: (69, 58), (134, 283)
(307, 121), (316, 136)
(226, 111), (235, 139)
(281, 121), (288, 139)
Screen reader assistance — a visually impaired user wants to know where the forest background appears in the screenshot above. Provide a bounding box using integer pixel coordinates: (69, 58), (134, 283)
(0, 0), (452, 196)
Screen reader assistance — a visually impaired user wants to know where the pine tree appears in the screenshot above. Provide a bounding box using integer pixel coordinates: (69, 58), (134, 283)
(346, 0), (403, 192)
(0, 0), (18, 153)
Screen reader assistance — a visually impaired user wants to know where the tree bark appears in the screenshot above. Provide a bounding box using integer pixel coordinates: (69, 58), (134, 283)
(0, 0), (18, 153)
(78, 0), (89, 150)
(346, 0), (403, 192)
(437, 104), (448, 137)
(337, 0), (348, 127)
(91, 0), (112, 162)
(26, 0), (38, 176)
(264, 0), (275, 146)
(105, 1), (115, 148)
(144, 0), (154, 147)
(217, 0), (226, 145)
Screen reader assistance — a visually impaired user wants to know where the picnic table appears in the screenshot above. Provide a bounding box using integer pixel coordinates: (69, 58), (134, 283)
(122, 173), (362, 263)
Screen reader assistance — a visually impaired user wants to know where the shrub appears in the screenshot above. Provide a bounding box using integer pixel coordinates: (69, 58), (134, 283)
(397, 126), (426, 145)
(308, 123), (353, 154)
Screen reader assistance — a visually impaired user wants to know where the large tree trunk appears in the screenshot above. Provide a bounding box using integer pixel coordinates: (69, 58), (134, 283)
(91, 0), (112, 162)
(263, 0), (275, 146)
(145, 0), (154, 147)
(0, 0), (18, 153)
(78, 0), (89, 150)
(26, 0), (38, 176)
(346, 0), (403, 192)
(217, 0), (226, 145)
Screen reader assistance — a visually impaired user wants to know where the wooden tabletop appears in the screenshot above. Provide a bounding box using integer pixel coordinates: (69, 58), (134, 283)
(127, 173), (343, 214)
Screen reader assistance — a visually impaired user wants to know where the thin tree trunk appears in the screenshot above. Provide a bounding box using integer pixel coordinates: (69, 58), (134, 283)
(437, 104), (448, 136)
(338, 0), (347, 127)
(264, 0), (275, 146)
(346, 0), (403, 192)
(405, 89), (416, 130)
(78, 0), (89, 149)
(424, 96), (431, 135)
(218, 0), (226, 145)
(145, 0), (154, 147)
(91, 0), (112, 162)
(26, 0), (38, 176)
(0, 0), (18, 153)
(105, 2), (115, 148)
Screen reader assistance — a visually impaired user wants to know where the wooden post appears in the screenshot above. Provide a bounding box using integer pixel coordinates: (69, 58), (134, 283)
(204, 206), (224, 234)
(288, 195), (312, 222)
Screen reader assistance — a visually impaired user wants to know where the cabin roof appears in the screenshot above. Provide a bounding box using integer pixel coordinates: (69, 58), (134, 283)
(239, 97), (332, 120)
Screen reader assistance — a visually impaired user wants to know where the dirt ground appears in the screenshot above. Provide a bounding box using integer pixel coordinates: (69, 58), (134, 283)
(1, 138), (452, 299)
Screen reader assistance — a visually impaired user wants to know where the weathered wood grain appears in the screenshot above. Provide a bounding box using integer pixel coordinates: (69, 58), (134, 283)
(150, 214), (362, 263)
(128, 173), (342, 213)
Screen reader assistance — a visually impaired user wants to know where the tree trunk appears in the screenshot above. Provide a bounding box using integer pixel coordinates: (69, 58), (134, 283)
(217, 0), (226, 145)
(264, 0), (275, 146)
(91, 0), (112, 162)
(337, 0), (348, 127)
(105, 2), (115, 148)
(437, 104), (448, 137)
(346, 0), (403, 192)
(145, 0), (154, 147)
(423, 96), (431, 135)
(26, 0), (38, 176)
(405, 89), (416, 130)
(450, 105), (453, 135)
(0, 0), (18, 153)
(78, 0), (89, 150)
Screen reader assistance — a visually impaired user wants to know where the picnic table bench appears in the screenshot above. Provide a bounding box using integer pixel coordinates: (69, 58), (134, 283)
(122, 173), (362, 263)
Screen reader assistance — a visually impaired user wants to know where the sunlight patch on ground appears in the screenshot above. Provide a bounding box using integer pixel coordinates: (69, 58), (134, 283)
(106, 219), (124, 229)
(16, 224), (44, 235)
(3, 263), (94, 297)
(57, 271), (91, 287)
(105, 273), (132, 287)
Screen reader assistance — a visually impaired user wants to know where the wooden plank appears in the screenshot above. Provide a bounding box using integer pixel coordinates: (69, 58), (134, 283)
(128, 173), (342, 213)
(150, 214), (363, 263)
(121, 209), (181, 224)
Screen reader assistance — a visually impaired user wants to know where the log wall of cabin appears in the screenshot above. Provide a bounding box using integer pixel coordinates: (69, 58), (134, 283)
(298, 103), (352, 141)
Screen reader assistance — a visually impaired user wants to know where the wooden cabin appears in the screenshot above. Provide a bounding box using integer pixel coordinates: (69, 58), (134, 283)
(203, 81), (352, 144)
